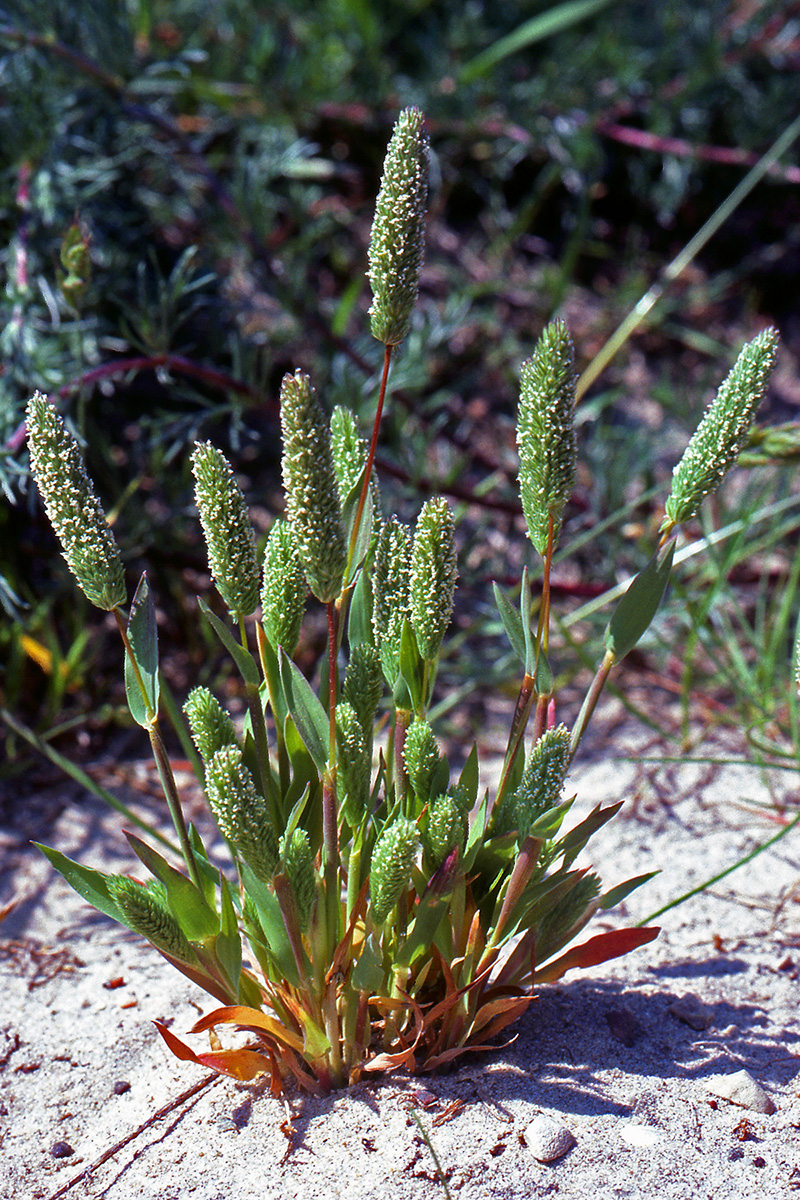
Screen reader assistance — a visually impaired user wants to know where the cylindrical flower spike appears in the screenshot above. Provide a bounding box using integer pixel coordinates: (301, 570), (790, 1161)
(663, 328), (779, 530)
(514, 724), (571, 843)
(280, 828), (316, 932)
(26, 393), (126, 611)
(204, 746), (279, 882)
(369, 817), (419, 924)
(517, 321), (578, 557)
(343, 643), (384, 733)
(368, 107), (429, 347)
(409, 496), (457, 662)
(183, 687), (239, 765)
(261, 520), (306, 655)
(403, 717), (440, 806)
(424, 793), (465, 869)
(372, 516), (412, 685)
(330, 406), (381, 519)
(280, 371), (347, 604)
(108, 876), (197, 963)
(336, 702), (370, 826)
(191, 442), (260, 619)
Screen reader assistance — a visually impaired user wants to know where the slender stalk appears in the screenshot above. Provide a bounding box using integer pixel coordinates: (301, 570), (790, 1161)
(569, 647), (615, 760)
(494, 673), (535, 811)
(148, 724), (203, 891)
(238, 616), (280, 829)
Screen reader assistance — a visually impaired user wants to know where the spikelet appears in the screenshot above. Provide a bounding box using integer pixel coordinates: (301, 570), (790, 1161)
(183, 687), (238, 764)
(261, 520), (306, 655)
(372, 516), (412, 685)
(664, 329), (779, 530)
(367, 107), (429, 347)
(514, 724), (571, 843)
(403, 717), (440, 805)
(336, 702), (371, 826)
(342, 643), (384, 733)
(204, 746), (279, 882)
(409, 496), (457, 662)
(369, 817), (420, 924)
(280, 828), (316, 932)
(26, 393), (126, 611)
(191, 442), (260, 619)
(280, 371), (347, 603)
(517, 321), (577, 557)
(330, 405), (381, 520)
(108, 876), (197, 963)
(424, 792), (465, 869)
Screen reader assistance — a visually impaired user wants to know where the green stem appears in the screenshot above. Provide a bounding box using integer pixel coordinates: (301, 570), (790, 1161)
(148, 723), (203, 891)
(238, 616), (279, 829)
(569, 648), (615, 760)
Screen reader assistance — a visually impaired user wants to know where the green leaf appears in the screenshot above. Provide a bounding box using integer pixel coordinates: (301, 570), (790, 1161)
(351, 931), (386, 994)
(214, 872), (243, 994)
(396, 618), (424, 712)
(534, 646), (553, 697)
(239, 862), (301, 988)
(124, 573), (160, 727)
(493, 581), (525, 666)
(341, 468), (374, 585)
(460, 0), (620, 82)
(188, 824), (222, 909)
(125, 833), (219, 941)
(599, 871), (659, 910)
(457, 743), (479, 810)
(556, 801), (622, 868)
(604, 538), (675, 661)
(348, 554), (374, 649)
(35, 844), (134, 930)
(520, 568), (536, 676)
(198, 597), (259, 686)
(279, 650), (329, 772)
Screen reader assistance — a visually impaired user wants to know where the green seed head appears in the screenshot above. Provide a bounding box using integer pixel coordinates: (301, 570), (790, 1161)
(280, 828), (317, 932)
(403, 717), (440, 805)
(204, 746), (279, 882)
(191, 442), (260, 619)
(342, 642), (384, 733)
(372, 516), (412, 685)
(336, 701), (371, 826)
(368, 107), (429, 348)
(517, 321), (577, 557)
(514, 724), (571, 844)
(664, 329), (779, 529)
(26, 393), (126, 610)
(369, 816), (420, 924)
(409, 496), (457, 662)
(280, 371), (347, 603)
(261, 520), (306, 655)
(108, 875), (197, 963)
(424, 792), (465, 869)
(183, 687), (238, 765)
(330, 405), (381, 520)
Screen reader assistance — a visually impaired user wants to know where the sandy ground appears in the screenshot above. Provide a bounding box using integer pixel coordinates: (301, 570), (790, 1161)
(1, 709), (799, 1200)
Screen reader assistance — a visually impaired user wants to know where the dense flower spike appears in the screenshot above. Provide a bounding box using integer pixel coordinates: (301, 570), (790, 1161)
(342, 643), (384, 734)
(409, 496), (457, 662)
(183, 687), (238, 764)
(204, 746), (279, 882)
(261, 520), (306, 655)
(191, 442), (260, 619)
(664, 329), (779, 529)
(424, 792), (465, 868)
(514, 725), (571, 843)
(330, 405), (381, 519)
(336, 702), (370, 826)
(368, 107), (429, 347)
(517, 321), (578, 556)
(280, 828), (316, 931)
(280, 371), (347, 603)
(26, 393), (126, 611)
(372, 516), (412, 685)
(108, 877), (197, 964)
(369, 817), (420, 924)
(403, 717), (441, 806)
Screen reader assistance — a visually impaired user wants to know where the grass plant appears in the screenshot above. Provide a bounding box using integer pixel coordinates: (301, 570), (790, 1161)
(22, 110), (782, 1095)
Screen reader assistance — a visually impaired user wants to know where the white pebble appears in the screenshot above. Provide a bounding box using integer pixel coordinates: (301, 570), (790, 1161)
(525, 1114), (576, 1162)
(705, 1069), (776, 1114)
(619, 1123), (664, 1147)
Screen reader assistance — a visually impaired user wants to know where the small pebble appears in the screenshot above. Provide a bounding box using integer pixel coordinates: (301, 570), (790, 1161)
(525, 1114), (575, 1162)
(705, 1069), (776, 1114)
(605, 1007), (640, 1047)
(113, 1080), (131, 1095)
(50, 1141), (74, 1159)
(619, 1123), (663, 1148)
(668, 993), (713, 1031)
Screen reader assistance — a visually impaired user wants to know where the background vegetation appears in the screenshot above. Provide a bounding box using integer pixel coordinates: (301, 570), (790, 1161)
(2, 0), (800, 781)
